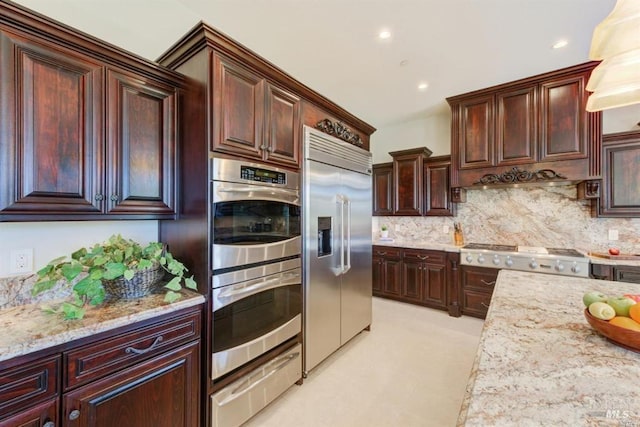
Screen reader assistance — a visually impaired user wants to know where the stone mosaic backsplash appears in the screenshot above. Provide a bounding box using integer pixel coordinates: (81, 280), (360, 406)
(373, 185), (640, 254)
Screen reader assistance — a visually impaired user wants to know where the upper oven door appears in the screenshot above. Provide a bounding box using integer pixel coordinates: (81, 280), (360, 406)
(212, 180), (301, 270)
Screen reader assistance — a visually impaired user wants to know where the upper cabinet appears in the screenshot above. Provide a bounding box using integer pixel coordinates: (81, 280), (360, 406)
(447, 62), (601, 190)
(390, 148), (432, 216)
(213, 54), (300, 167)
(157, 23), (374, 172)
(372, 163), (393, 216)
(424, 155), (455, 216)
(0, 2), (183, 221)
(596, 131), (640, 217)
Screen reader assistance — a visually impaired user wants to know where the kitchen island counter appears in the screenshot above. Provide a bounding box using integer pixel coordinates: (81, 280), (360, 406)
(0, 290), (205, 363)
(458, 270), (640, 426)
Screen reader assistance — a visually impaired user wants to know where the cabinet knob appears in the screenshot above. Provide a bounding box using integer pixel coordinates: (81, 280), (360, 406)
(69, 409), (80, 420)
(110, 194), (119, 202)
(260, 144), (268, 151)
(418, 255), (429, 260)
(94, 194), (104, 201)
(43, 422), (55, 427)
(266, 146), (274, 153)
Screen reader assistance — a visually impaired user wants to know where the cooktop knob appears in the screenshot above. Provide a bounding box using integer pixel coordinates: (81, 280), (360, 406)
(477, 255), (485, 264)
(571, 262), (581, 274)
(492, 255), (500, 265)
(505, 256), (513, 267)
(555, 261), (565, 272)
(466, 254), (473, 263)
(529, 258), (538, 269)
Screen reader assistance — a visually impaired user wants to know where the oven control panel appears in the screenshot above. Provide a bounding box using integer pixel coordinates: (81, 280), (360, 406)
(241, 166), (286, 184)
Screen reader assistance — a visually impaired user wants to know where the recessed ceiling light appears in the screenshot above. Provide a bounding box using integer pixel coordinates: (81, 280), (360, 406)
(553, 39), (568, 49)
(378, 30), (391, 40)
(418, 82), (429, 91)
(400, 59), (408, 67)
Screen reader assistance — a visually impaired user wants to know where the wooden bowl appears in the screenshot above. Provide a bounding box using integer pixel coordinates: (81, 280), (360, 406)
(584, 309), (640, 353)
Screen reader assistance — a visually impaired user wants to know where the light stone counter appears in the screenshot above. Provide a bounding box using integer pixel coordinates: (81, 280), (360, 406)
(458, 270), (640, 427)
(0, 290), (205, 363)
(372, 238), (462, 253)
(589, 254), (640, 267)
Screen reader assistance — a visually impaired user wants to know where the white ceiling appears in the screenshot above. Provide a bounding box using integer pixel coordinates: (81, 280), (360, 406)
(11, 0), (632, 131)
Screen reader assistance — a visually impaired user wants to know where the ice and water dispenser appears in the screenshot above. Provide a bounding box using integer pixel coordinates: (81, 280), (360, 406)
(318, 217), (332, 257)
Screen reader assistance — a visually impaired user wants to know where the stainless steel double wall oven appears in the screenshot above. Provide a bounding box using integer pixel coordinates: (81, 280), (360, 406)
(209, 157), (302, 427)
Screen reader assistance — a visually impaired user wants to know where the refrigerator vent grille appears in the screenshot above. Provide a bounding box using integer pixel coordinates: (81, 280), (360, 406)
(305, 127), (372, 175)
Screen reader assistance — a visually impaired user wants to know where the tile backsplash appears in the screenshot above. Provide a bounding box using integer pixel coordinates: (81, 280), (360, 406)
(374, 185), (640, 254)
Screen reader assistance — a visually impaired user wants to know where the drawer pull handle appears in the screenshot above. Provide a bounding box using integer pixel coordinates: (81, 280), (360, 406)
(480, 302), (490, 308)
(125, 336), (163, 355)
(69, 409), (80, 421)
(377, 251), (387, 255)
(418, 255), (429, 260)
(44, 421), (55, 427)
(480, 280), (496, 286)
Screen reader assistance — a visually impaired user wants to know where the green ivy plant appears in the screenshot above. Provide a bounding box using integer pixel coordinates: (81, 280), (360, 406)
(32, 234), (197, 320)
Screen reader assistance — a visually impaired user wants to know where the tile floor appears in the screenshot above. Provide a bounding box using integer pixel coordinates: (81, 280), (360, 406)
(244, 297), (485, 427)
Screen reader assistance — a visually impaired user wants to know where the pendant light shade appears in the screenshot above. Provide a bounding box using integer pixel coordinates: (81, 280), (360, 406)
(586, 0), (640, 112)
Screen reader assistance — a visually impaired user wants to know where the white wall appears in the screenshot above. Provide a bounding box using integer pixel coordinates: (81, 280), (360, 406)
(0, 221), (158, 278)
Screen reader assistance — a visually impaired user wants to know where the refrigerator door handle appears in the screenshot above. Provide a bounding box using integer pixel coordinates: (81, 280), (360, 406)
(337, 194), (345, 275)
(344, 197), (351, 274)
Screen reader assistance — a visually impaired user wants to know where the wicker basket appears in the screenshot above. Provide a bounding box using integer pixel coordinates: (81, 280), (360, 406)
(103, 264), (165, 300)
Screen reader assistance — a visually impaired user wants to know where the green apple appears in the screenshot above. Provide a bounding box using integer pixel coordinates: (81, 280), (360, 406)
(588, 301), (616, 320)
(606, 297), (637, 317)
(583, 291), (608, 307)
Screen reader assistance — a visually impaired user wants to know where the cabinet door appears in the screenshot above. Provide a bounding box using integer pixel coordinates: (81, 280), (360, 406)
(383, 258), (403, 297)
(264, 84), (300, 167)
(539, 71), (589, 162)
(106, 69), (176, 217)
(0, 398), (58, 427)
(496, 86), (536, 166)
(393, 154), (423, 216)
(63, 341), (199, 427)
(424, 157), (453, 216)
(458, 95), (494, 169)
(212, 53), (264, 160)
(372, 163), (393, 216)
(402, 258), (424, 302)
(0, 29), (104, 217)
(460, 266), (498, 318)
(423, 262), (447, 309)
(599, 133), (640, 217)
(372, 255), (384, 295)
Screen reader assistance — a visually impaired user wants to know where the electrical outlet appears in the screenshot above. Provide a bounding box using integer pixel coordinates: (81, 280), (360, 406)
(442, 225), (450, 234)
(608, 229), (619, 241)
(10, 248), (33, 274)
(394, 224), (401, 232)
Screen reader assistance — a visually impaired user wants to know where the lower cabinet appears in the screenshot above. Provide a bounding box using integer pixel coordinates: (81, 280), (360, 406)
(460, 266), (499, 319)
(63, 341), (199, 427)
(0, 306), (202, 427)
(372, 246), (448, 311)
(591, 263), (640, 284)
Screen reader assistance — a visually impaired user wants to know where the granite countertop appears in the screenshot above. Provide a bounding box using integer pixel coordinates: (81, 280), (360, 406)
(372, 238), (462, 252)
(0, 290), (205, 363)
(458, 270), (640, 426)
(588, 254), (640, 267)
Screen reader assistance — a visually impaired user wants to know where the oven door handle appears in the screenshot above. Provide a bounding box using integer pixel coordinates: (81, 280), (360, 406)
(217, 350), (301, 406)
(214, 271), (301, 309)
(214, 182), (300, 205)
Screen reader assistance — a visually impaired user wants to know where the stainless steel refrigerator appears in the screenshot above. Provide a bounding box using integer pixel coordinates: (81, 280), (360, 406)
(302, 125), (372, 374)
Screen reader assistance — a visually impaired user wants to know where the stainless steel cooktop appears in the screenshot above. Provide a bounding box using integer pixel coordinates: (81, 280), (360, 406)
(460, 243), (589, 278)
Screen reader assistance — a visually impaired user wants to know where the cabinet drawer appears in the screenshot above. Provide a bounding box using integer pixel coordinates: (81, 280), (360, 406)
(64, 310), (201, 390)
(402, 249), (445, 264)
(462, 289), (492, 319)
(0, 355), (59, 420)
(373, 246), (402, 259)
(461, 266), (499, 292)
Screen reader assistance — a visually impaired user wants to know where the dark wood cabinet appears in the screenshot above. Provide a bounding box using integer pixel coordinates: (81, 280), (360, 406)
(591, 263), (640, 284)
(597, 131), (640, 217)
(63, 341), (200, 427)
(390, 148), (432, 216)
(0, 3), (183, 221)
(448, 62), (601, 189)
(212, 53), (300, 168)
(372, 163), (393, 216)
(0, 305), (202, 427)
(105, 69), (177, 216)
(372, 246), (402, 297)
(373, 246), (447, 311)
(424, 155), (454, 216)
(460, 266), (499, 319)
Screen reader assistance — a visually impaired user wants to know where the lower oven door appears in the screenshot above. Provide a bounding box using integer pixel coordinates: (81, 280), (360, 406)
(211, 343), (302, 427)
(212, 266), (302, 379)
